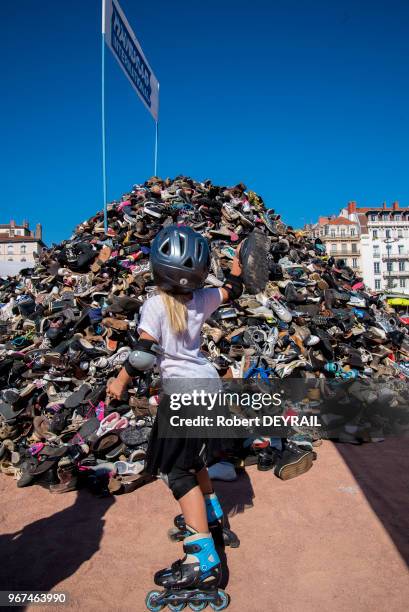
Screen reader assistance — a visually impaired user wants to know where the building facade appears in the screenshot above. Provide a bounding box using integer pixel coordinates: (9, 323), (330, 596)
(0, 220), (45, 276)
(310, 201), (409, 295)
(311, 215), (362, 276)
(340, 201), (409, 295)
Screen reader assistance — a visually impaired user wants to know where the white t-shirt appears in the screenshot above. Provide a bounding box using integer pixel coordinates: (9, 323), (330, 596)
(137, 289), (223, 380)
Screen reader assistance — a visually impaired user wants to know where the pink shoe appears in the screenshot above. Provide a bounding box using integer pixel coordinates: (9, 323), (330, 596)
(96, 412), (120, 436)
(113, 417), (129, 431)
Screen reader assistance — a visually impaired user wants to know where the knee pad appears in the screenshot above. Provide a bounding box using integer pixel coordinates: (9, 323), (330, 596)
(168, 466), (198, 501)
(124, 339), (161, 376)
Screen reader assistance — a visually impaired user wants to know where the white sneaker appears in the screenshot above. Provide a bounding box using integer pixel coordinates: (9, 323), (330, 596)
(247, 306), (276, 320)
(257, 293), (292, 323)
(305, 334), (320, 346)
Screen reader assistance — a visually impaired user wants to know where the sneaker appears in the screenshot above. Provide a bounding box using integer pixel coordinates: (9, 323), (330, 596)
(272, 441), (314, 480)
(143, 202), (165, 218)
(240, 229), (271, 294)
(257, 294), (292, 323)
(257, 447), (275, 471)
(287, 431), (314, 451)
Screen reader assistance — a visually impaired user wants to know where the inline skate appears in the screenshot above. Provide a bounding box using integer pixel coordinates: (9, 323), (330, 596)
(146, 528), (230, 611)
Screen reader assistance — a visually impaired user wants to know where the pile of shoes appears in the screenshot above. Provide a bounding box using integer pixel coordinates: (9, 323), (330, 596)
(1, 175), (409, 493)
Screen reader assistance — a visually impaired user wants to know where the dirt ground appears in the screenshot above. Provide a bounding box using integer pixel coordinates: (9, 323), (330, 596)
(1, 439), (408, 612)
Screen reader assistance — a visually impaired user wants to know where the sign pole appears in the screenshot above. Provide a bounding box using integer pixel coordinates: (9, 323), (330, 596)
(154, 120), (159, 176)
(154, 83), (160, 176)
(101, 1), (108, 233)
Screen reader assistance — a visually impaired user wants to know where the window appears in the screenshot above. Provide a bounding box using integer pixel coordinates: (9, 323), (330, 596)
(395, 215), (401, 221)
(7, 244), (13, 253)
(21, 257), (26, 262)
(398, 245), (404, 255)
(351, 243), (358, 253)
(399, 261), (405, 272)
(386, 229), (391, 238)
(373, 230), (378, 239)
(330, 230), (336, 238)
(331, 243), (337, 253)
(350, 228), (355, 236)
(383, 214), (389, 221)
(375, 279), (381, 290)
(324, 226), (329, 236)
(20, 245), (26, 254)
(373, 246), (379, 258)
(352, 258), (358, 269)
(374, 262), (380, 274)
(398, 230), (403, 238)
(400, 279), (406, 288)
(387, 261), (393, 272)
(371, 214), (377, 222)
(7, 257), (13, 261)
(340, 228), (346, 237)
(341, 243), (348, 253)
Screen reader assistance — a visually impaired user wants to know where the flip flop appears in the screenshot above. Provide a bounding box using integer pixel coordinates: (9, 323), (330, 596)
(114, 460), (144, 476)
(96, 411), (121, 436)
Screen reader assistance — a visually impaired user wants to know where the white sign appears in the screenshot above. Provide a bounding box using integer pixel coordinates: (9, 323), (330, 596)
(103, 0), (159, 121)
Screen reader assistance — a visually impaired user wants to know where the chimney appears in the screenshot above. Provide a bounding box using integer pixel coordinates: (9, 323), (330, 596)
(10, 219), (15, 227)
(382, 202), (387, 210)
(35, 223), (42, 240)
(392, 201), (399, 211)
(347, 201), (357, 214)
(23, 219), (29, 229)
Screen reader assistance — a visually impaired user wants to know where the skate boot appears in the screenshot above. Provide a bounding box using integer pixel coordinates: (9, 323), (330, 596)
(146, 527), (230, 611)
(168, 493), (240, 548)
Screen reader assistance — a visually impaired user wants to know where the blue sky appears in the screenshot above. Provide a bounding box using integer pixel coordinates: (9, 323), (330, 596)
(1, 0), (409, 244)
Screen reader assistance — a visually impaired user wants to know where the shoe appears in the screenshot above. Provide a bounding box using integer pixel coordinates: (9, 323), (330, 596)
(144, 202), (165, 218)
(257, 293), (292, 323)
(257, 448), (274, 471)
(240, 229), (271, 294)
(272, 441), (314, 480)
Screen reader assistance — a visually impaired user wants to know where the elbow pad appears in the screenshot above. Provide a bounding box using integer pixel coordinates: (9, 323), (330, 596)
(223, 272), (243, 301)
(124, 338), (161, 377)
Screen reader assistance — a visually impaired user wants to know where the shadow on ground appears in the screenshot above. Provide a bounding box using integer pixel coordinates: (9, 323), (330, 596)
(336, 438), (409, 567)
(213, 469), (255, 518)
(213, 469), (255, 588)
(0, 489), (115, 593)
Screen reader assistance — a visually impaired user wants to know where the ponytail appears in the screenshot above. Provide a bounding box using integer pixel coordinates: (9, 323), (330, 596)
(158, 289), (188, 334)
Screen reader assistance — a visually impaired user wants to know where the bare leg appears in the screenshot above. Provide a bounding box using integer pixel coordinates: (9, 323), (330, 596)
(196, 467), (213, 495)
(179, 485), (208, 533)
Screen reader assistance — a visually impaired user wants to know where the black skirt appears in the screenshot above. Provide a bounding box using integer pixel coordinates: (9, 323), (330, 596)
(144, 394), (230, 476)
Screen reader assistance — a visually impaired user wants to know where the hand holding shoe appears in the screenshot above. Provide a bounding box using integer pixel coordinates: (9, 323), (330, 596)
(107, 376), (127, 400)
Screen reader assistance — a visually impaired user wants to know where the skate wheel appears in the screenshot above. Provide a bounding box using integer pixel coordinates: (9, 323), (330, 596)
(145, 590), (164, 612)
(189, 601), (207, 611)
(168, 603), (186, 611)
(210, 590), (230, 611)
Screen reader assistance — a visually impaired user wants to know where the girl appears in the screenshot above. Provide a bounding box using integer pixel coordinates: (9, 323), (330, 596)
(108, 224), (243, 607)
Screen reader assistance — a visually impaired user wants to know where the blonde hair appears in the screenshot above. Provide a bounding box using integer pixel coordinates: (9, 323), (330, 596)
(158, 289), (188, 334)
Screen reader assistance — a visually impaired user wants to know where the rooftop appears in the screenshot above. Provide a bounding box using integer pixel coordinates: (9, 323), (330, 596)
(319, 216), (357, 226)
(0, 234), (43, 243)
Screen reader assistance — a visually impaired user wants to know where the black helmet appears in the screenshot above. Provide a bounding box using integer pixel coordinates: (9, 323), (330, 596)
(150, 225), (210, 293)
